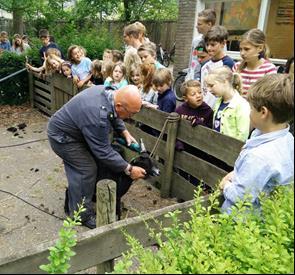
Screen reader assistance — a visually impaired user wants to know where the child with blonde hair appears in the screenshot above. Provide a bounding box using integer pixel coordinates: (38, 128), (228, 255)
(124, 51), (142, 81)
(219, 74), (294, 213)
(175, 79), (213, 152)
(26, 48), (62, 76)
(104, 62), (128, 90)
(45, 53), (65, 75)
(205, 66), (250, 142)
(233, 28), (277, 96)
(177, 80), (213, 127)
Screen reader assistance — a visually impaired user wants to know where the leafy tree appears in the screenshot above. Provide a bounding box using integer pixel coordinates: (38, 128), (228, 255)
(72, 0), (178, 22)
(120, 0), (178, 21)
(0, 0), (44, 34)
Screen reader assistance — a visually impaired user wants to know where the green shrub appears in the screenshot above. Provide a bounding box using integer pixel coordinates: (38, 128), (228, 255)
(113, 184), (294, 274)
(55, 26), (123, 60)
(40, 201), (86, 274)
(0, 52), (29, 105)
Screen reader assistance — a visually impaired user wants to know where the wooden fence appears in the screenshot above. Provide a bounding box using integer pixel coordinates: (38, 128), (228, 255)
(28, 72), (79, 116)
(0, 73), (244, 273)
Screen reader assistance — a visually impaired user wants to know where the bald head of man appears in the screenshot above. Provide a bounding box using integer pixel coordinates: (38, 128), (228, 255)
(114, 85), (142, 119)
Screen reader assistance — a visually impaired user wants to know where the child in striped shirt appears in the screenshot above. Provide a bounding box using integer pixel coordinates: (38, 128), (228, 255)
(233, 29), (277, 96)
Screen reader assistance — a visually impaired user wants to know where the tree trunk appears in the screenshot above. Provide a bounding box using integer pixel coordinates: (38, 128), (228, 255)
(12, 9), (24, 35)
(123, 0), (131, 22)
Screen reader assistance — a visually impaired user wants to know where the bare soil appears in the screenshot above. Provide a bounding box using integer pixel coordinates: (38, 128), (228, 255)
(0, 104), (177, 262)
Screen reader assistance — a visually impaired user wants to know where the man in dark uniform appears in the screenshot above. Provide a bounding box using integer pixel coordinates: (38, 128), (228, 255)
(47, 85), (146, 229)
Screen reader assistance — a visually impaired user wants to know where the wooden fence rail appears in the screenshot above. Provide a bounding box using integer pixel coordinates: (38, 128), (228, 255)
(0, 73), (246, 273)
(0, 195), (211, 274)
(29, 72), (78, 116)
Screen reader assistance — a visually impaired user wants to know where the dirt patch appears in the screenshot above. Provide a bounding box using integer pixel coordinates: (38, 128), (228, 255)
(0, 104), (177, 263)
(0, 103), (48, 128)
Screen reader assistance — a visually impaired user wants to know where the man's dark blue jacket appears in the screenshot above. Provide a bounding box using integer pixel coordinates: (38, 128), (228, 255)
(47, 85), (128, 173)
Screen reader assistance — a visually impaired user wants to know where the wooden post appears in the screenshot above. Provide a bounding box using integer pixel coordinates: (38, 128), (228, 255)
(96, 179), (116, 273)
(161, 112), (180, 198)
(28, 72), (34, 108)
(49, 76), (56, 115)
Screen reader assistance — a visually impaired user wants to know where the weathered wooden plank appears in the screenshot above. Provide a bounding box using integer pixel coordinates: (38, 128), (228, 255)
(96, 180), (116, 273)
(177, 119), (244, 166)
(133, 107), (169, 132)
(28, 73), (34, 107)
(52, 73), (75, 93)
(54, 87), (65, 111)
(34, 87), (51, 100)
(154, 162), (195, 201)
(64, 92), (71, 104)
(34, 80), (51, 92)
(31, 72), (51, 82)
(34, 95), (51, 108)
(174, 151), (227, 190)
(170, 171), (197, 201)
(33, 102), (52, 116)
(0, 197), (213, 274)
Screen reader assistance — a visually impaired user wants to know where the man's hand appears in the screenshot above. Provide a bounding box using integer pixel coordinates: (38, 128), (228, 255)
(219, 171), (234, 190)
(122, 130), (137, 146)
(130, 166), (146, 180)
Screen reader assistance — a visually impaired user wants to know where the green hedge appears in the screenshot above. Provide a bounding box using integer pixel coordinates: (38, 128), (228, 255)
(0, 52), (29, 105)
(113, 185), (294, 274)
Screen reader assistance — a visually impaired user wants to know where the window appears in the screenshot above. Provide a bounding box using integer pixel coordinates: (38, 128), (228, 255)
(204, 0), (294, 60)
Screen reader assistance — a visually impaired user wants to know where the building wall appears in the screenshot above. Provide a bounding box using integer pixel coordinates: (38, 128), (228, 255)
(0, 9), (13, 19)
(173, 0), (197, 77)
(266, 0), (294, 59)
(0, 9), (13, 33)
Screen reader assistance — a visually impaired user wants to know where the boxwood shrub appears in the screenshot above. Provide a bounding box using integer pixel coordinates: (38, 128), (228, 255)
(113, 184), (294, 274)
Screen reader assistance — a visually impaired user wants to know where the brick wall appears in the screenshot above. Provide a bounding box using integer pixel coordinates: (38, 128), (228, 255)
(173, 0), (198, 78)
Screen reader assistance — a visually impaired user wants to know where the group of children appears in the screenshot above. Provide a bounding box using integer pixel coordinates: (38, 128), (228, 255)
(24, 26), (177, 116)
(20, 18), (294, 213)
(0, 31), (31, 55)
(182, 9), (293, 214)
